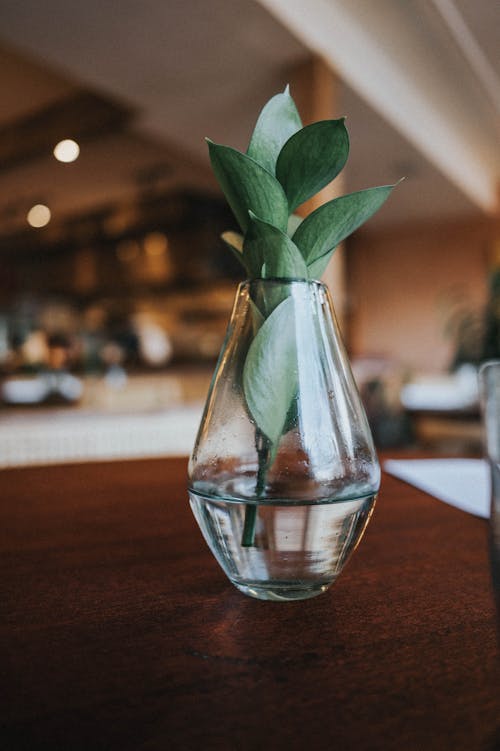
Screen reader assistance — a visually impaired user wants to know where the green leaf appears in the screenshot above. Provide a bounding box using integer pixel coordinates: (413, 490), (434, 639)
(293, 184), (399, 277)
(287, 213), (304, 236)
(244, 212), (308, 280)
(221, 231), (247, 272)
(306, 253), (332, 280)
(207, 140), (289, 233)
(276, 119), (349, 212)
(247, 85), (302, 173)
(243, 296), (297, 446)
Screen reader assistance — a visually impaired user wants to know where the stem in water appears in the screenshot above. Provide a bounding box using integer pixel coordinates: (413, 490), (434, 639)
(242, 429), (269, 547)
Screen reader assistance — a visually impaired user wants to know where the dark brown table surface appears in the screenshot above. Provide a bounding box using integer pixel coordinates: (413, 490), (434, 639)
(1, 456), (499, 751)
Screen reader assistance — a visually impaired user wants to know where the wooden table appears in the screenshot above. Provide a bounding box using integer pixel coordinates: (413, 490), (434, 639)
(1, 457), (499, 750)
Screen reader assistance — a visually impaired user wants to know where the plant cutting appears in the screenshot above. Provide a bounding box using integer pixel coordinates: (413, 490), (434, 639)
(188, 86), (400, 601)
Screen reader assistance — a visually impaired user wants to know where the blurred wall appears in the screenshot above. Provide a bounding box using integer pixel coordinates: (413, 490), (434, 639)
(348, 217), (495, 374)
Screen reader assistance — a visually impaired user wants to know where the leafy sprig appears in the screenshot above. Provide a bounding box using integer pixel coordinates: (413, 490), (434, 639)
(206, 87), (400, 543)
(207, 85), (399, 282)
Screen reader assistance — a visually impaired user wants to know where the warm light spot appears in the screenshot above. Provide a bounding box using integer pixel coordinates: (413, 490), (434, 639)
(53, 139), (80, 163)
(144, 232), (169, 257)
(27, 204), (51, 228)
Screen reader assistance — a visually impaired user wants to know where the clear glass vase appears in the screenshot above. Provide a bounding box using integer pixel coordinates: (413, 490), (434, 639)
(188, 279), (380, 601)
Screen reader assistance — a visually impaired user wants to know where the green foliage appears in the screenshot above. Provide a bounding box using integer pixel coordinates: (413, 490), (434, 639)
(244, 212), (308, 281)
(287, 213), (303, 236)
(206, 140), (289, 233)
(242, 297), (298, 446)
(206, 86), (402, 488)
(246, 85), (302, 174)
(293, 184), (399, 278)
(276, 119), (349, 212)
(207, 85), (399, 283)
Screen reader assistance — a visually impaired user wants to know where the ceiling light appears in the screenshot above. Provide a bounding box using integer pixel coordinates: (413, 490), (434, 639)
(53, 139), (80, 163)
(27, 204), (51, 228)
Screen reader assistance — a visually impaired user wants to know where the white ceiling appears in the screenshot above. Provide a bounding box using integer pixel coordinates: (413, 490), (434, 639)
(0, 0), (497, 238)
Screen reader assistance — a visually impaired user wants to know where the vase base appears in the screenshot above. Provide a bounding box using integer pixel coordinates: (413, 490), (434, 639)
(231, 579), (331, 602)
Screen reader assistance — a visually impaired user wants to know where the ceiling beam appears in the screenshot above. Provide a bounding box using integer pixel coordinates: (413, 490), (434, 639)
(257, 0), (499, 215)
(430, 0), (500, 116)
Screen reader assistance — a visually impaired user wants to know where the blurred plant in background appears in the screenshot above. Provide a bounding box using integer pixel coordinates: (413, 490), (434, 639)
(449, 266), (500, 369)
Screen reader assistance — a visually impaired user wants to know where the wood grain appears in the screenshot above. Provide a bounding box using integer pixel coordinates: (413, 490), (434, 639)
(1, 456), (499, 750)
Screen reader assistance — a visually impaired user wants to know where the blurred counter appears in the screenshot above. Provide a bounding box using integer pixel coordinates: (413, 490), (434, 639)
(0, 366), (212, 468)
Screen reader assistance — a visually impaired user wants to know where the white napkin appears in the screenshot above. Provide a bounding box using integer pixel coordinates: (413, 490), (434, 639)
(384, 458), (490, 519)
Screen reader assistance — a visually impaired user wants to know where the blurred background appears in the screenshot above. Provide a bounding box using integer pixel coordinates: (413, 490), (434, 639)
(0, 0), (498, 465)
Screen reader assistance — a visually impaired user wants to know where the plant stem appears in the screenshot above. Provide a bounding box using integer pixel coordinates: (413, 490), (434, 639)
(241, 505), (258, 548)
(241, 429), (269, 547)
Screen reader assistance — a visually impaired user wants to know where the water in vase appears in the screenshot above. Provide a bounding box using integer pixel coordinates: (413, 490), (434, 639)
(189, 488), (376, 601)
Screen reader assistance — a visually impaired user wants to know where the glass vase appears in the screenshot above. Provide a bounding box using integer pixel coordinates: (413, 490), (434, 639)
(188, 279), (380, 601)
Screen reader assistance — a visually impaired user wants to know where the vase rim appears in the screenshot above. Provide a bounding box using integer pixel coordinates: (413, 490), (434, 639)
(240, 277), (326, 290)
